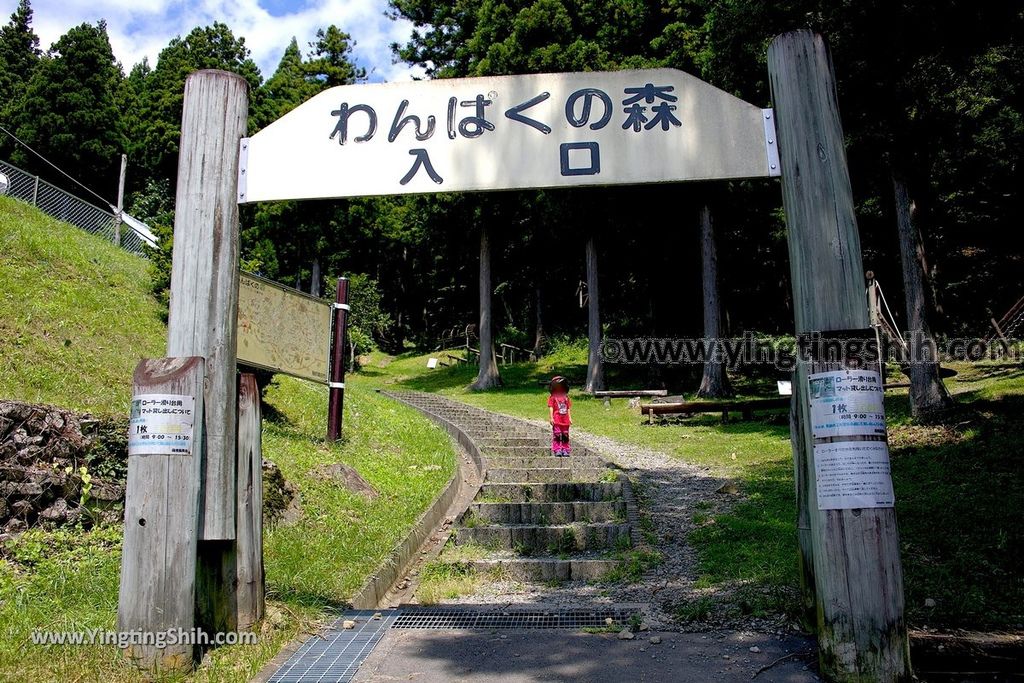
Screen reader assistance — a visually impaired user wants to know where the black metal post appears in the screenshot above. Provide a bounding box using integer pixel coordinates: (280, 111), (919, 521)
(328, 277), (349, 441)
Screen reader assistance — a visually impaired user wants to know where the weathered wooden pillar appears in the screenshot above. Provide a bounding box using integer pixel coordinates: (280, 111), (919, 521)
(119, 357), (205, 672)
(165, 69), (249, 632)
(235, 373), (265, 628)
(790, 390), (817, 631)
(768, 30), (910, 681)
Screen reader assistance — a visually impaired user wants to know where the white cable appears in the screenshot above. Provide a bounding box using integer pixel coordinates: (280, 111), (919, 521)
(875, 282), (906, 346)
(0, 124), (113, 206)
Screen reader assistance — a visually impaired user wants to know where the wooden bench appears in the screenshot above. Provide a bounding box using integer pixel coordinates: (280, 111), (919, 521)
(640, 397), (790, 424)
(593, 389), (669, 399)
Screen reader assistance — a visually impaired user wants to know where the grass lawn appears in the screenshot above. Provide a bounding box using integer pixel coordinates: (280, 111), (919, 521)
(0, 199), (458, 680)
(0, 378), (456, 681)
(0, 196), (166, 415)
(356, 345), (1024, 629)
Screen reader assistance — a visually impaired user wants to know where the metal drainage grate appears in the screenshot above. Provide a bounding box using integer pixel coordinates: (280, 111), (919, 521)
(392, 608), (639, 630)
(267, 610), (399, 683)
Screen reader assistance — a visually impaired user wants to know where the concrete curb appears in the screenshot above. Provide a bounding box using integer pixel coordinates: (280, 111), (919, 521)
(348, 391), (485, 609)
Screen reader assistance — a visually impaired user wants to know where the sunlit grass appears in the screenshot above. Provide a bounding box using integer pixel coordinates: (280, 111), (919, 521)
(355, 347), (1024, 628)
(0, 200), (460, 680)
(0, 197), (166, 415)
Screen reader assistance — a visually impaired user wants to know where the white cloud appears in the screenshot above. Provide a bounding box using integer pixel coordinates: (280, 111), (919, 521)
(0, 0), (425, 82)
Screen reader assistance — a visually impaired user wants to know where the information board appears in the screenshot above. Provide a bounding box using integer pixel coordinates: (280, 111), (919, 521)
(237, 271), (332, 383)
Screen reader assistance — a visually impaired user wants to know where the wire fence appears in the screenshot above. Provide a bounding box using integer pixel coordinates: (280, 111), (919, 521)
(0, 159), (151, 256)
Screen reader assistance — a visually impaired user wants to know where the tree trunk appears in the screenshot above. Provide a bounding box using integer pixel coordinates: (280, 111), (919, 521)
(310, 259), (321, 297)
(893, 173), (953, 419)
(697, 205), (733, 398)
(533, 286), (545, 359)
(471, 224), (501, 389)
(584, 234), (605, 393)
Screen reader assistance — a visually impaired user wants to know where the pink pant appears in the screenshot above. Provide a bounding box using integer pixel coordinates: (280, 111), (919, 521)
(551, 425), (571, 455)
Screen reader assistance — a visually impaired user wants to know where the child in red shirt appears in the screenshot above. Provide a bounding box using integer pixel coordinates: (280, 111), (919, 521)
(547, 376), (572, 456)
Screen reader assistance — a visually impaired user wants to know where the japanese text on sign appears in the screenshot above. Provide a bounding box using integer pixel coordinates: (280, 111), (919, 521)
(128, 393), (195, 456)
(809, 370), (886, 438)
(808, 370), (894, 510)
(240, 68), (779, 202)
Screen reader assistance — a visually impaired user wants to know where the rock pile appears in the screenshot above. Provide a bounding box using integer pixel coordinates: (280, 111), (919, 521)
(0, 400), (125, 538)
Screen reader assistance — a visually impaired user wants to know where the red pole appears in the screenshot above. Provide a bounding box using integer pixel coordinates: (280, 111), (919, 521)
(327, 277), (349, 441)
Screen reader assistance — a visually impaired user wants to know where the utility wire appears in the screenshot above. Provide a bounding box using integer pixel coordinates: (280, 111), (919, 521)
(0, 123), (114, 207)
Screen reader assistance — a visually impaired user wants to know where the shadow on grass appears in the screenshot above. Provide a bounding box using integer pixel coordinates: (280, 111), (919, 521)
(686, 455), (800, 620)
(889, 394), (1024, 628)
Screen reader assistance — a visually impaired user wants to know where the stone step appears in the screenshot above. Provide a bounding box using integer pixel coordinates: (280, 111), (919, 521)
(480, 482), (623, 502)
(455, 523), (632, 552)
(467, 500), (626, 525)
(465, 431), (544, 440)
(451, 557), (621, 582)
(481, 446), (597, 458)
(477, 437), (552, 448)
(483, 456), (607, 470)
(484, 467), (610, 484)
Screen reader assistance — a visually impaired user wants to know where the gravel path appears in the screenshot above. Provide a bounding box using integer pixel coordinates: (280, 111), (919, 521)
(439, 411), (799, 636)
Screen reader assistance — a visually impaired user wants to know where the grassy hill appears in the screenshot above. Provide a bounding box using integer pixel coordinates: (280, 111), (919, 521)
(0, 198), (457, 681)
(0, 196), (165, 414)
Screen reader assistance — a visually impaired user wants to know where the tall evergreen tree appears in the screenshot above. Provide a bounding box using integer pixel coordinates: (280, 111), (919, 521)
(256, 38), (320, 128)
(0, 0), (41, 132)
(307, 26), (366, 86)
(9, 21), (125, 194)
(244, 28), (366, 296)
(136, 23), (263, 185)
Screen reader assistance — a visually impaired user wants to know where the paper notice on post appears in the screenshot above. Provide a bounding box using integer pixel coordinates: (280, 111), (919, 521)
(813, 441), (895, 509)
(808, 369), (894, 510)
(128, 393), (196, 456)
(808, 370), (886, 439)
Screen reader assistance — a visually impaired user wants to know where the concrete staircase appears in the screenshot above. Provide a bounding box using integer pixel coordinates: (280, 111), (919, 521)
(386, 392), (635, 583)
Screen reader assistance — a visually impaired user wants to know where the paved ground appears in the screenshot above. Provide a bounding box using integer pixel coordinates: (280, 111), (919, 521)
(353, 628), (819, 682)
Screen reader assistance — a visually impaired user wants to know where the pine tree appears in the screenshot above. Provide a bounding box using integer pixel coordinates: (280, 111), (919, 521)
(10, 21), (125, 193)
(256, 38), (320, 128)
(136, 23), (263, 184)
(307, 26), (366, 86)
(0, 0), (41, 127)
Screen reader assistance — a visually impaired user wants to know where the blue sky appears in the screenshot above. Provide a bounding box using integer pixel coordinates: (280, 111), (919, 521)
(0, 0), (425, 82)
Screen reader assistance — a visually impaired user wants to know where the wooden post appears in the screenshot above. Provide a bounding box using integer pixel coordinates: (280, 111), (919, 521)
(768, 30), (910, 681)
(235, 373), (265, 628)
(790, 391), (817, 631)
(114, 153), (127, 247)
(866, 271), (887, 385)
(167, 69), (248, 540)
(119, 357), (205, 672)
(328, 277), (350, 441)
(166, 69), (248, 636)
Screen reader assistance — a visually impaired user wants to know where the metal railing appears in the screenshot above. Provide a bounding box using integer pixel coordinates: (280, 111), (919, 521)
(0, 159), (150, 256)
